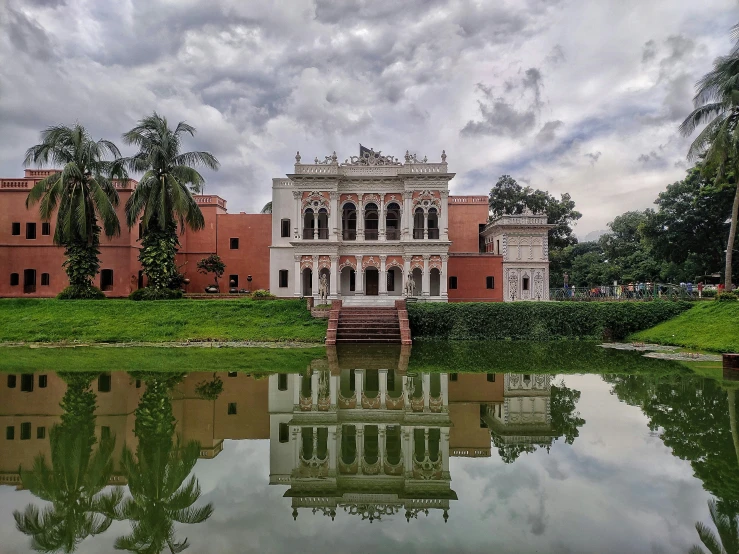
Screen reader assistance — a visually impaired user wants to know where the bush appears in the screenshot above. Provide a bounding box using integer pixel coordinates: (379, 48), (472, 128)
(57, 285), (106, 300)
(407, 301), (693, 341)
(129, 287), (184, 301)
(701, 289), (717, 298)
(716, 291), (739, 302)
(251, 289), (275, 300)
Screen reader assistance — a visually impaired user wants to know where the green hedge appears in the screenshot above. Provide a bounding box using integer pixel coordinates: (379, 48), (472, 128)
(407, 301), (693, 341)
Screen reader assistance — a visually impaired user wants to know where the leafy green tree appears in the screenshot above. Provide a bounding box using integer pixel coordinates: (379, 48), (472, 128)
(113, 373), (213, 553)
(123, 113), (220, 290)
(14, 372), (121, 553)
(24, 124), (125, 296)
(260, 201), (272, 214)
(689, 500), (739, 554)
(196, 254), (226, 290)
(680, 24), (739, 289)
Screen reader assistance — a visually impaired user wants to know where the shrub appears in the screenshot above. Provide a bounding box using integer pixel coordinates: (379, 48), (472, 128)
(251, 289), (275, 300)
(716, 291), (739, 302)
(57, 285), (106, 300)
(407, 301), (693, 341)
(129, 287), (184, 301)
(701, 289), (717, 298)
(314, 304), (331, 310)
(195, 376), (224, 400)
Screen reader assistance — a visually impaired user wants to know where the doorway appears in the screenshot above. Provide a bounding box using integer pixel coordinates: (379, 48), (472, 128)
(23, 269), (36, 294)
(365, 268), (379, 296)
(302, 268), (312, 297)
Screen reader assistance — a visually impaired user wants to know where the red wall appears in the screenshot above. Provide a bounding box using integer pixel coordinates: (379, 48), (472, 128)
(447, 254), (503, 302)
(447, 196), (488, 254)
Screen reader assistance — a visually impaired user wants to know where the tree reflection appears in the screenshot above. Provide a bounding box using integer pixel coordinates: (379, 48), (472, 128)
(13, 372), (121, 553)
(113, 373), (213, 553)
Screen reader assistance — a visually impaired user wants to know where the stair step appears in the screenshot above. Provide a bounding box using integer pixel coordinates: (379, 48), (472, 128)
(335, 338), (401, 343)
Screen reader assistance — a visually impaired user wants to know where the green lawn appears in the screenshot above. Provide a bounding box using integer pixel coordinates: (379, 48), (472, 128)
(0, 298), (327, 343)
(629, 301), (739, 353)
(0, 345), (326, 372)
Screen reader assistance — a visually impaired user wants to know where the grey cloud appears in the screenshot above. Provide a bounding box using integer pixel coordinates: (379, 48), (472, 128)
(522, 67), (544, 109)
(642, 39), (657, 63)
(585, 151), (601, 165)
(546, 44), (565, 65)
(4, 8), (56, 62)
(638, 151), (662, 164)
(536, 120), (564, 143)
(461, 99), (537, 137)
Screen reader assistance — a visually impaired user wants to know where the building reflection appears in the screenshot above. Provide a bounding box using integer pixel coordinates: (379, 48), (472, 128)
(1, 352), (558, 526)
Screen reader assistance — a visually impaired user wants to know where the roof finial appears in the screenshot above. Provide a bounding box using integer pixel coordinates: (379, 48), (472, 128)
(441, 149), (447, 163)
(295, 151), (301, 163)
(404, 150), (411, 162)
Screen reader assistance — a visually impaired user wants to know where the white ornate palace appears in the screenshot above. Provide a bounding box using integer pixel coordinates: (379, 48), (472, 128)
(269, 147), (453, 305)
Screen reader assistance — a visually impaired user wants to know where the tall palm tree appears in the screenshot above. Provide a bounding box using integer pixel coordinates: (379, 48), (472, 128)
(14, 373), (122, 553)
(689, 500), (739, 554)
(680, 24), (739, 290)
(25, 124), (125, 294)
(122, 113), (219, 290)
(113, 373), (213, 553)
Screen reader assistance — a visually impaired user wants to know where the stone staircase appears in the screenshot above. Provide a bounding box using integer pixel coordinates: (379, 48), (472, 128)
(326, 300), (412, 345)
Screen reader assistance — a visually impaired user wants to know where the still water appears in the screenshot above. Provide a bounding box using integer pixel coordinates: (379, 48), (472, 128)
(0, 343), (734, 553)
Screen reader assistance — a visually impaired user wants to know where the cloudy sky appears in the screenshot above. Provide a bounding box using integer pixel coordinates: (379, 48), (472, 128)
(1, 0), (738, 235)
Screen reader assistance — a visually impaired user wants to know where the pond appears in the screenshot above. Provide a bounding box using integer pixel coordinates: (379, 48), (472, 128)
(0, 343), (734, 553)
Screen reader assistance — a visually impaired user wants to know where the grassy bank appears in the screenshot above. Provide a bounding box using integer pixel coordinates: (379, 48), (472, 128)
(0, 345), (326, 372)
(407, 301), (692, 341)
(629, 301), (739, 353)
(0, 298), (327, 343)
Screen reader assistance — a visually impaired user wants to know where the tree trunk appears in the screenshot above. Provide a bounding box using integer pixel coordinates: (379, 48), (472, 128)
(726, 182), (739, 290)
(729, 389), (739, 467)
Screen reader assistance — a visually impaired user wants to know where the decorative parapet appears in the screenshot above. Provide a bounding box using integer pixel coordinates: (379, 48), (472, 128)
(194, 195), (227, 209)
(290, 148), (451, 178)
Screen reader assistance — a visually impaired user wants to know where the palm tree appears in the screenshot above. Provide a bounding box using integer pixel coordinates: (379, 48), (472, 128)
(689, 500), (739, 553)
(113, 373), (213, 553)
(14, 373), (122, 553)
(24, 124), (125, 295)
(680, 24), (739, 290)
(122, 113), (219, 290)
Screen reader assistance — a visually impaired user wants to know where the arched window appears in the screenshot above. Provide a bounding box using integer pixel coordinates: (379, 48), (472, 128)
(428, 207), (439, 239)
(342, 203), (357, 240)
(318, 208), (329, 239)
(413, 208), (425, 239)
(303, 208), (315, 240)
(386, 202), (400, 240)
(364, 203), (379, 240)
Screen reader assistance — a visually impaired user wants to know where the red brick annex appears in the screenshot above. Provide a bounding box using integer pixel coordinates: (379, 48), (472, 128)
(0, 149), (551, 302)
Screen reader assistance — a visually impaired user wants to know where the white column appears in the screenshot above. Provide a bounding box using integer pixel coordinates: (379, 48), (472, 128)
(403, 428), (413, 476)
(311, 370), (319, 409)
(328, 425), (337, 472)
(422, 255), (430, 297)
(403, 192), (412, 240)
(441, 255), (448, 299)
(440, 191), (449, 241)
(379, 198), (386, 241)
(403, 257), (411, 296)
(294, 255), (302, 297)
(379, 368), (388, 408)
(330, 256), (339, 299)
(292, 427), (300, 468)
(355, 256), (364, 295)
(330, 192), (340, 241)
(356, 425), (364, 474)
(441, 373), (449, 408)
(441, 428), (450, 472)
(422, 373), (430, 411)
(294, 374), (302, 409)
(379, 425), (386, 468)
(379, 255), (387, 296)
(311, 255), (319, 298)
(355, 368), (364, 408)
(357, 194), (364, 241)
(313, 213), (319, 240)
(293, 191), (301, 238)
(330, 374), (338, 409)
(424, 209), (428, 239)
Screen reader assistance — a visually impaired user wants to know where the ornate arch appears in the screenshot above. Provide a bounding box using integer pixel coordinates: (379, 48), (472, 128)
(362, 193), (382, 206)
(318, 256), (331, 270)
(300, 256), (314, 271)
(386, 259), (404, 272)
(413, 190), (441, 213)
(362, 256), (380, 270)
(302, 192), (330, 214)
(338, 259), (357, 271)
(410, 256), (424, 271)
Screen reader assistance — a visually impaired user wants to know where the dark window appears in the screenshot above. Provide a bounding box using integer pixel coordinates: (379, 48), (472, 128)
(23, 269), (36, 293)
(8, 375), (16, 388)
(21, 374), (33, 392)
(138, 223), (143, 239)
(450, 373), (458, 382)
(39, 375), (47, 388)
(11, 222), (21, 235)
(279, 269), (288, 288)
(229, 275), (239, 288)
(98, 373), (112, 393)
(487, 374), (496, 382)
(101, 269), (114, 291)
(101, 426), (111, 440)
(387, 271), (394, 292)
(479, 223), (486, 253)
(6, 426), (14, 440)
(10, 273), (19, 286)
(278, 374), (288, 391)
(522, 277), (529, 291)
(20, 422), (31, 440)
(41, 273), (50, 286)
(486, 276), (495, 289)
(26, 223), (36, 239)
(42, 222), (51, 236)
(228, 402), (237, 415)
(279, 423), (289, 443)
(349, 270), (356, 291)
(281, 219), (291, 238)
(449, 276), (458, 290)
(496, 240), (500, 255)
(230, 238), (239, 249)
(228, 371), (237, 377)
(37, 426), (46, 439)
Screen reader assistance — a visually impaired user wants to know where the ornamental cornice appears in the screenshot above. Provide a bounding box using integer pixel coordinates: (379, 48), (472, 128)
(289, 242), (451, 256)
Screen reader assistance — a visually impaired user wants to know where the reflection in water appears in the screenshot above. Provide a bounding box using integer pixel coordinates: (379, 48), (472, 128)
(6, 345), (733, 551)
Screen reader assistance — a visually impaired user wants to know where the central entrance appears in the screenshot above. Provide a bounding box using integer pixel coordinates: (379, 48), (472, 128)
(365, 268), (379, 296)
